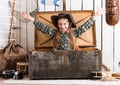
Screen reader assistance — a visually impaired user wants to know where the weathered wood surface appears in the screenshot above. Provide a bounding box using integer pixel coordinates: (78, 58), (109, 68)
(29, 49), (101, 79)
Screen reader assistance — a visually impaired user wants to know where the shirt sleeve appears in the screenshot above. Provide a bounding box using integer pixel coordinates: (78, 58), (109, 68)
(34, 19), (55, 37)
(73, 18), (95, 38)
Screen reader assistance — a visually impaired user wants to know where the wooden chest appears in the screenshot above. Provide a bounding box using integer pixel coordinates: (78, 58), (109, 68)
(28, 11), (102, 79)
(29, 49), (102, 79)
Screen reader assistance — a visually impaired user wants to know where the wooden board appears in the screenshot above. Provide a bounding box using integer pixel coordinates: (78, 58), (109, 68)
(34, 11), (96, 50)
(29, 49), (102, 79)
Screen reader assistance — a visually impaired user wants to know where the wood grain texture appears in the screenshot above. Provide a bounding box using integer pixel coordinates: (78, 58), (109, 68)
(29, 50), (102, 79)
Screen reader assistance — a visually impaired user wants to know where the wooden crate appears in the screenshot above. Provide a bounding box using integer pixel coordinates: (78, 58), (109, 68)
(29, 49), (102, 79)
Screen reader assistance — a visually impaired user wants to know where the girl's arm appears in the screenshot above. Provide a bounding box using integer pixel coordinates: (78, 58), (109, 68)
(21, 13), (35, 22)
(73, 18), (95, 38)
(20, 13), (55, 37)
(93, 8), (105, 20)
(73, 8), (105, 37)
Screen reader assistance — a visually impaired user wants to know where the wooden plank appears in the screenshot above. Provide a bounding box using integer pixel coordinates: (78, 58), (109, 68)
(26, 0), (37, 51)
(13, 0), (21, 44)
(66, 0), (70, 10)
(94, 0), (102, 49)
(55, 0), (63, 11)
(19, 0), (38, 50)
(83, 0), (93, 10)
(26, 22), (34, 51)
(72, 0), (82, 10)
(0, 0), (11, 48)
(102, 1), (114, 71)
(38, 0), (45, 11)
(44, 0), (55, 11)
(20, 0), (27, 49)
(114, 21), (120, 71)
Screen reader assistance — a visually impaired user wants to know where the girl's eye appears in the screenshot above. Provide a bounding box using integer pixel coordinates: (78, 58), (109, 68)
(59, 23), (62, 25)
(64, 23), (68, 25)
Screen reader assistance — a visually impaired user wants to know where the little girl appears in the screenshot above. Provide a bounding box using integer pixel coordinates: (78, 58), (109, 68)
(21, 8), (104, 50)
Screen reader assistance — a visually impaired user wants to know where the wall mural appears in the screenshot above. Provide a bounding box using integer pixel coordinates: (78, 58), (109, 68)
(106, 0), (119, 26)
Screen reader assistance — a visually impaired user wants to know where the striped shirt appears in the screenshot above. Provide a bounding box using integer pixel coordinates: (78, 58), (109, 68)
(34, 18), (95, 50)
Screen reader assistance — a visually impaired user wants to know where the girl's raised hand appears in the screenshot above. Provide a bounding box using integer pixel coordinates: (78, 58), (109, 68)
(20, 13), (35, 22)
(96, 7), (106, 16)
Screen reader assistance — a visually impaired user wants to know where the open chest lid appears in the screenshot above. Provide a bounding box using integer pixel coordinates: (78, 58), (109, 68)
(34, 11), (96, 50)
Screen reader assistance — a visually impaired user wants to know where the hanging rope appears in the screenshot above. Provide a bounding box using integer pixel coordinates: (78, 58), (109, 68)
(8, 0), (15, 43)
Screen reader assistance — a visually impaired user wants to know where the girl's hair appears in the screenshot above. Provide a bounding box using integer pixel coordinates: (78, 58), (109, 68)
(69, 30), (74, 49)
(54, 31), (60, 49)
(54, 29), (74, 50)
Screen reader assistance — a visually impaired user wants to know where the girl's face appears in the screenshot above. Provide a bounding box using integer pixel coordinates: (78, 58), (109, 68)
(58, 18), (70, 33)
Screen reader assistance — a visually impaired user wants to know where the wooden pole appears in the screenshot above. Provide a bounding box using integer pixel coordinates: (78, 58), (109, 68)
(8, 0), (15, 43)
(63, 0), (66, 11)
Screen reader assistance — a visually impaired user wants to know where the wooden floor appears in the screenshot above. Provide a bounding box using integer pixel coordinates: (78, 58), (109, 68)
(1, 77), (120, 85)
